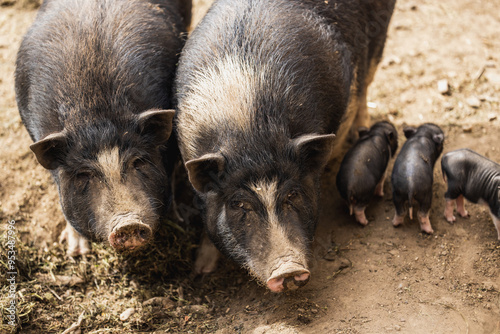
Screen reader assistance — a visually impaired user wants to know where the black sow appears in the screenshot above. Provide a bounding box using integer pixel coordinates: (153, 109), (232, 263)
(15, 0), (191, 256)
(175, 0), (395, 292)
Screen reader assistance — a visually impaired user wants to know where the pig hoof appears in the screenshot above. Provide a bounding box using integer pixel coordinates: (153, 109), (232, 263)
(392, 215), (404, 227)
(358, 218), (369, 226)
(267, 270), (310, 293)
(420, 224), (434, 234)
(193, 244), (220, 275)
(59, 224), (91, 257)
(354, 208), (369, 226)
(108, 223), (152, 251)
(421, 227), (434, 234)
(374, 187), (384, 197)
(445, 214), (456, 224)
(458, 209), (469, 218)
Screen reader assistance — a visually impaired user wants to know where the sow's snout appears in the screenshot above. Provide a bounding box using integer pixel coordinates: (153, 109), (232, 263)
(108, 218), (153, 252)
(267, 262), (310, 293)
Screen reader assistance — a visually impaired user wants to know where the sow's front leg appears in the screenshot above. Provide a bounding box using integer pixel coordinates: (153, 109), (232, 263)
(193, 234), (220, 275)
(59, 222), (91, 257)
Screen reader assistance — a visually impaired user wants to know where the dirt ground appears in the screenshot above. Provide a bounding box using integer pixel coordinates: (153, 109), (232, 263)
(1, 0), (499, 333)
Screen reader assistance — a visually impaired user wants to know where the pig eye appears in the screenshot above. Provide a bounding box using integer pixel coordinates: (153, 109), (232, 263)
(133, 158), (148, 171)
(230, 200), (251, 211)
(287, 190), (298, 201)
(74, 172), (91, 190)
(231, 200), (244, 209)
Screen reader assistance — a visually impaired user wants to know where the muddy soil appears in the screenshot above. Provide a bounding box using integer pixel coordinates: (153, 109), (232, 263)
(0, 0), (499, 333)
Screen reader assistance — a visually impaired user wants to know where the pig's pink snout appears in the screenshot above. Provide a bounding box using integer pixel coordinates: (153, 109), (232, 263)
(108, 222), (152, 251)
(267, 270), (310, 293)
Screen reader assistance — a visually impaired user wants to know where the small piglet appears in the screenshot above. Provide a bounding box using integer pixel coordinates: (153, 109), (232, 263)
(391, 123), (445, 234)
(441, 148), (500, 240)
(336, 121), (398, 225)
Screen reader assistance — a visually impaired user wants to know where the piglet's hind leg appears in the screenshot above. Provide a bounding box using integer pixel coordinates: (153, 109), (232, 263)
(444, 198), (456, 223)
(418, 211), (434, 234)
(490, 213), (500, 241)
(354, 206), (369, 226)
(456, 195), (469, 217)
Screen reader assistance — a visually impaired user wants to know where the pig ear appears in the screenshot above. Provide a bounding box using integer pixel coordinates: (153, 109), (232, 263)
(384, 128), (397, 143)
(358, 127), (370, 138)
(433, 133), (444, 145)
(137, 109), (175, 144)
(292, 133), (336, 171)
(30, 132), (68, 170)
(185, 153), (225, 193)
(403, 126), (417, 139)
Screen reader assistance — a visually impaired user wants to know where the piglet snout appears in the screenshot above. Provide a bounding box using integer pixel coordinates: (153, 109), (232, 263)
(267, 267), (310, 293)
(108, 222), (152, 251)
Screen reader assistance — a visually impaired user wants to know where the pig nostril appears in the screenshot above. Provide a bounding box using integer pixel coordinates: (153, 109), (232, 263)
(138, 228), (149, 241)
(267, 277), (285, 293)
(294, 272), (310, 282)
(267, 270), (310, 292)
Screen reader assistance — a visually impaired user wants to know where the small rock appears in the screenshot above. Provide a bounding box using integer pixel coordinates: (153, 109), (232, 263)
(440, 276), (444, 280)
(120, 308), (135, 321)
(143, 297), (175, 309)
(311, 308), (318, 314)
(297, 308), (305, 313)
(466, 96), (481, 108)
(485, 70), (500, 86)
(188, 305), (210, 315)
(297, 314), (312, 324)
(441, 251), (448, 256)
(400, 318), (406, 322)
(35, 273), (85, 287)
(482, 281), (498, 291)
(437, 79), (450, 95)
(443, 102), (454, 111)
(394, 324), (402, 331)
(385, 55), (401, 66)
(488, 113), (497, 121)
(389, 250), (399, 256)
(462, 124), (473, 133)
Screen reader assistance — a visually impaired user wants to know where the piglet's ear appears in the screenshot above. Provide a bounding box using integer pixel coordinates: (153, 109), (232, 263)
(291, 133), (336, 171)
(137, 109), (175, 144)
(357, 127), (370, 138)
(30, 132), (68, 170)
(433, 133), (444, 145)
(185, 153), (225, 193)
(403, 126), (417, 139)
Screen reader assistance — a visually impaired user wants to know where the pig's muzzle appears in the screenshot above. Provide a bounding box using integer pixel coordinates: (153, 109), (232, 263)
(266, 261), (310, 293)
(108, 216), (153, 252)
